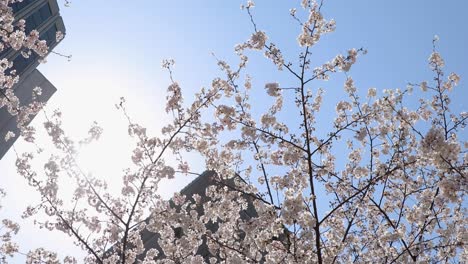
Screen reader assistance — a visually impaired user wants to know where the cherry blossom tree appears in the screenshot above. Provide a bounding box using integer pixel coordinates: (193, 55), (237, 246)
(1, 0), (467, 263)
(0, 0), (71, 262)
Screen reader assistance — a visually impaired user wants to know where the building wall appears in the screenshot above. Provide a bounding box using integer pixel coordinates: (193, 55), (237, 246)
(137, 171), (259, 262)
(0, 69), (56, 158)
(0, 0), (65, 159)
(4, 0), (66, 79)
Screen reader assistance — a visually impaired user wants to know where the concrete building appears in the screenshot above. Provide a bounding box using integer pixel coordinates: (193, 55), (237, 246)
(138, 171), (259, 261)
(0, 0), (65, 159)
(106, 171), (275, 262)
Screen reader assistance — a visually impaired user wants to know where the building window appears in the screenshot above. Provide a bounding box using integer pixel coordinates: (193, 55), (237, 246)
(25, 3), (53, 34)
(42, 24), (58, 45)
(10, 0), (38, 13)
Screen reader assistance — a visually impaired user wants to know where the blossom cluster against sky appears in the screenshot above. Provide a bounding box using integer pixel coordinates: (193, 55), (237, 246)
(0, 0), (467, 262)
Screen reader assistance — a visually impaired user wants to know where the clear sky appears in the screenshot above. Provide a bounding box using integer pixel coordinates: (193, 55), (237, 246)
(0, 0), (467, 262)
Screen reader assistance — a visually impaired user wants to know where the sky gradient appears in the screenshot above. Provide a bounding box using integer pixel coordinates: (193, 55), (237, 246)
(0, 0), (467, 262)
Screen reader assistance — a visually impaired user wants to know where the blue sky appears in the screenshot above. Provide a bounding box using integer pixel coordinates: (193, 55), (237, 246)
(0, 0), (467, 262)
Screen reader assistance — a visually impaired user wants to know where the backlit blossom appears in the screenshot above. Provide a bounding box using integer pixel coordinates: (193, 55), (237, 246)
(367, 87), (377, 97)
(249, 31), (267, 50)
(429, 51), (445, 68)
(448, 72), (460, 86)
(421, 81), (428, 91)
(265, 82), (280, 97)
(4, 131), (14, 142)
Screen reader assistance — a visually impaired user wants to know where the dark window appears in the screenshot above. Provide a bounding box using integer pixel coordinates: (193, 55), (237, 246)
(39, 3), (52, 19)
(42, 24), (57, 45)
(10, 0), (38, 14)
(0, 44), (11, 59)
(10, 50), (38, 76)
(24, 3), (53, 34)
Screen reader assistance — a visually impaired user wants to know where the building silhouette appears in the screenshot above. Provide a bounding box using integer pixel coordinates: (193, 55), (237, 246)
(138, 171), (259, 261)
(0, 0), (66, 159)
(107, 171), (289, 263)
